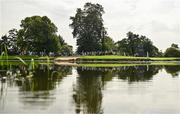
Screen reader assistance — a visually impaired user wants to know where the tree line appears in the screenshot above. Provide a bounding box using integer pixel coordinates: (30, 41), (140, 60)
(0, 2), (180, 57)
(69, 2), (180, 57)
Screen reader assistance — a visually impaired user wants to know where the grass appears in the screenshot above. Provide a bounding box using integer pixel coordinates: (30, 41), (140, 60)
(0, 55), (54, 60)
(78, 55), (180, 67)
(150, 57), (180, 61)
(0, 54), (53, 70)
(0, 46), (52, 70)
(80, 55), (180, 61)
(1, 55), (180, 68)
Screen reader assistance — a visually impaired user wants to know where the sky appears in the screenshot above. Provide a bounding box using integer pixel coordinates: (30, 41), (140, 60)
(0, 0), (180, 51)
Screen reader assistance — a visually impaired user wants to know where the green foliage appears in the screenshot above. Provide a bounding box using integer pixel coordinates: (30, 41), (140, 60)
(58, 35), (73, 56)
(60, 45), (73, 56)
(70, 2), (106, 54)
(0, 46), (9, 66)
(0, 29), (18, 54)
(164, 44), (180, 57)
(115, 32), (162, 57)
(171, 43), (179, 48)
(1, 16), (72, 56)
(0, 35), (8, 53)
(103, 36), (115, 51)
(14, 56), (27, 65)
(17, 16), (60, 55)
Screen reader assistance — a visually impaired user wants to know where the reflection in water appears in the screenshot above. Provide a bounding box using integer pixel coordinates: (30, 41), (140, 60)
(78, 65), (163, 82)
(21, 65), (72, 91)
(116, 65), (163, 82)
(73, 68), (103, 114)
(0, 64), (72, 110)
(19, 65), (72, 109)
(0, 64), (180, 113)
(164, 66), (180, 77)
(0, 65), (72, 91)
(72, 65), (180, 114)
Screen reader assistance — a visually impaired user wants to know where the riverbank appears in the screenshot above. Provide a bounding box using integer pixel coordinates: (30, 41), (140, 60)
(54, 55), (180, 67)
(1, 55), (180, 65)
(78, 55), (180, 61)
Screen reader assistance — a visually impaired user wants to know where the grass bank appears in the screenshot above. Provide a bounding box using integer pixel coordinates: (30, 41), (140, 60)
(77, 56), (180, 67)
(79, 55), (180, 61)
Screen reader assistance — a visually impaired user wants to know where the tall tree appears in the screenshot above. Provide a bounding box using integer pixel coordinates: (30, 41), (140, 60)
(17, 16), (61, 55)
(70, 2), (107, 54)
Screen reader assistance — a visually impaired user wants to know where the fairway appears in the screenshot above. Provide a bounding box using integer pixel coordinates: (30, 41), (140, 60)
(80, 55), (180, 61)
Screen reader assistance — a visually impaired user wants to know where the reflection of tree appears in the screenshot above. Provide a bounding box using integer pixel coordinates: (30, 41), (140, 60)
(73, 66), (162, 114)
(164, 65), (180, 77)
(78, 65), (163, 83)
(0, 78), (7, 109)
(0, 64), (72, 109)
(116, 66), (162, 82)
(73, 68), (103, 114)
(16, 65), (72, 109)
(73, 66), (164, 113)
(0, 65), (72, 91)
(20, 65), (72, 91)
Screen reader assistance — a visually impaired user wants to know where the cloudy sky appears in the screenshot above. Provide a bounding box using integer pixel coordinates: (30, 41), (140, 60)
(1, 0), (180, 51)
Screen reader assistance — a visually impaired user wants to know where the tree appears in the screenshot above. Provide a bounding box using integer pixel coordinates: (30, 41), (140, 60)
(126, 32), (139, 55)
(0, 35), (9, 53)
(7, 29), (18, 54)
(171, 43), (179, 48)
(103, 36), (115, 51)
(164, 44), (180, 57)
(58, 35), (65, 46)
(1, 16), (73, 56)
(115, 32), (162, 57)
(0, 29), (18, 54)
(115, 38), (130, 55)
(70, 2), (107, 54)
(60, 45), (73, 56)
(17, 16), (61, 55)
(58, 35), (73, 56)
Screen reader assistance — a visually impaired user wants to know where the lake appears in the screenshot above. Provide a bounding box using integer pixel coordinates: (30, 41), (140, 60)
(0, 64), (180, 114)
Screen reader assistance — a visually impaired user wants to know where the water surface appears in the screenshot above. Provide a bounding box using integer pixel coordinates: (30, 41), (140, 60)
(0, 64), (180, 114)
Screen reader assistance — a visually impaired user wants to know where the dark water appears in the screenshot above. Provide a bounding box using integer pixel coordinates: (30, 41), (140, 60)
(0, 64), (180, 114)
